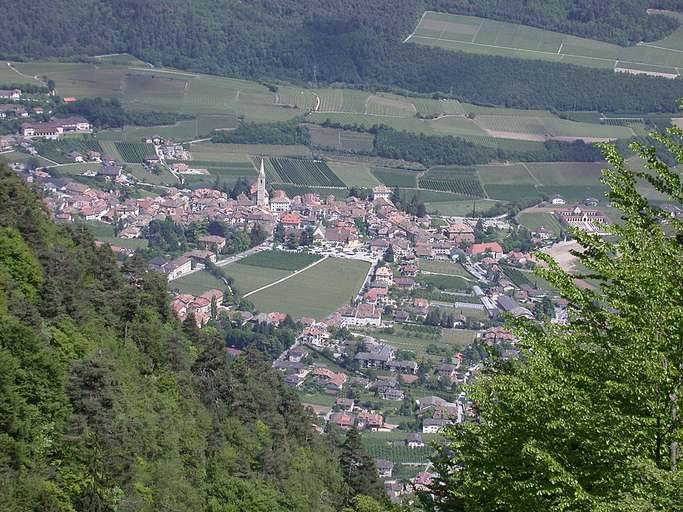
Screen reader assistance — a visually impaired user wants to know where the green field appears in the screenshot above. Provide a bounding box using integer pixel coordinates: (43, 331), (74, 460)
(127, 164), (178, 186)
(265, 157), (346, 187)
(517, 211), (563, 235)
(246, 258), (370, 319)
(408, 11), (683, 76)
(426, 198), (500, 216)
(369, 327), (477, 360)
(420, 260), (474, 279)
(33, 139), (103, 164)
(115, 142), (157, 163)
(171, 271), (226, 296)
(0, 151), (56, 168)
(371, 167), (419, 187)
(238, 250), (321, 271)
(307, 124), (375, 152)
(327, 161), (381, 188)
(84, 221), (149, 249)
(222, 263), (291, 295)
(419, 166), (486, 197)
(417, 273), (471, 291)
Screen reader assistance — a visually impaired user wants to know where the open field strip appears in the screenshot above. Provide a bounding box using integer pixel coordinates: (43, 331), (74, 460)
(407, 11), (683, 75)
(246, 258), (371, 319)
(242, 256), (328, 298)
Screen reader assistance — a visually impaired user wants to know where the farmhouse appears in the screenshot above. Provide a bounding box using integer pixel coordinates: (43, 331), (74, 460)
(0, 89), (21, 100)
(198, 234), (226, 252)
(468, 242), (504, 259)
(376, 459), (394, 478)
(21, 116), (91, 139)
(447, 222), (475, 244)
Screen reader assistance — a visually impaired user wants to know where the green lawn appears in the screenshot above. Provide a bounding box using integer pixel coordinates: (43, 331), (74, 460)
(420, 260), (475, 279)
(426, 198), (501, 216)
(517, 212), (563, 236)
(365, 327), (477, 360)
(0, 151), (55, 168)
(221, 263), (291, 295)
(247, 257), (370, 319)
(327, 161), (381, 188)
(171, 271), (226, 296)
(238, 250), (321, 271)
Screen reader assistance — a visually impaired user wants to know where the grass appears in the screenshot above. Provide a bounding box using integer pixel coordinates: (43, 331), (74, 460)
(327, 161), (381, 188)
(127, 164), (178, 186)
(238, 250), (321, 271)
(222, 263), (291, 295)
(84, 221), (149, 249)
(517, 212), (563, 235)
(370, 327), (477, 360)
(408, 11), (683, 76)
(191, 142), (311, 158)
(247, 257), (370, 319)
(371, 167), (419, 187)
(265, 157), (345, 187)
(417, 273), (471, 291)
(420, 260), (474, 279)
(426, 198), (501, 216)
(307, 124), (375, 152)
(171, 271), (226, 296)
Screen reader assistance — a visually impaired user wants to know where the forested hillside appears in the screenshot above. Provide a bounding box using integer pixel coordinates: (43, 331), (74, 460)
(0, 166), (386, 511)
(2, 1), (683, 112)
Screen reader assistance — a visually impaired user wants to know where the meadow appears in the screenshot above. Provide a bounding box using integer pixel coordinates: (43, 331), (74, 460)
(171, 271), (227, 296)
(369, 327), (478, 360)
(246, 257), (370, 319)
(407, 11), (683, 76)
(326, 161), (381, 188)
(419, 260), (474, 279)
(238, 250), (321, 271)
(516, 212), (563, 235)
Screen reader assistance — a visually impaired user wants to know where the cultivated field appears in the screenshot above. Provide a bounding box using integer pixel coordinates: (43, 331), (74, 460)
(326, 161), (381, 188)
(115, 142), (156, 163)
(171, 271), (227, 296)
(419, 166), (486, 197)
(238, 250), (321, 271)
(306, 124), (375, 152)
(246, 257), (370, 319)
(265, 157), (346, 187)
(425, 198), (499, 216)
(371, 167), (419, 187)
(370, 327), (477, 360)
(33, 139), (103, 164)
(517, 212), (563, 235)
(407, 11), (683, 76)
(419, 260), (474, 279)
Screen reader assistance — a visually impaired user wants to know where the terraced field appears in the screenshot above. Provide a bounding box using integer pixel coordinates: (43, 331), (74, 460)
(407, 10), (683, 76)
(418, 166), (486, 197)
(265, 157), (345, 187)
(115, 142), (157, 163)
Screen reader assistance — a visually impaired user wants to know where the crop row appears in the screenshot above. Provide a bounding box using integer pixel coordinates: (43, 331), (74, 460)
(115, 142), (157, 163)
(418, 177), (485, 197)
(268, 157), (345, 187)
(35, 139), (103, 164)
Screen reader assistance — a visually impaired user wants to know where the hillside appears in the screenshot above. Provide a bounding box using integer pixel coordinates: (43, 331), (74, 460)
(2, 1), (683, 112)
(0, 165), (378, 511)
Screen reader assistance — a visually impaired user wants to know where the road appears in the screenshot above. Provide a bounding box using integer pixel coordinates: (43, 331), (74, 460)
(215, 242), (270, 267)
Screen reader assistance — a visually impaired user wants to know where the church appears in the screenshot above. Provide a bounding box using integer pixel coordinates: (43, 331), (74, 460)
(250, 158), (269, 207)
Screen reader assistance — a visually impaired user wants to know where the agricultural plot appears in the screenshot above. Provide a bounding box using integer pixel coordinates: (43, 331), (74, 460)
(275, 184), (349, 200)
(114, 142), (157, 163)
(372, 327), (477, 360)
(315, 88), (369, 114)
(484, 184), (542, 202)
(221, 263), (291, 295)
(326, 162), (381, 188)
(171, 271), (227, 296)
(306, 124), (375, 152)
(407, 11), (683, 76)
(265, 157), (345, 187)
(33, 139), (103, 164)
(417, 273), (471, 291)
(96, 121), (200, 142)
(425, 198), (500, 216)
(371, 167), (419, 187)
(363, 439), (433, 465)
(197, 114), (240, 134)
(275, 87), (317, 110)
(517, 212), (563, 235)
(247, 258), (370, 319)
(365, 94), (416, 117)
(127, 164), (177, 186)
(413, 98), (465, 117)
(238, 250), (321, 271)
(420, 260), (474, 279)
(191, 142), (311, 159)
(418, 166), (485, 197)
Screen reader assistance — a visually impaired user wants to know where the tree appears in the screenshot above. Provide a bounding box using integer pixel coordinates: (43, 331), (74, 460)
(273, 222), (285, 245)
(383, 245), (395, 263)
(425, 132), (683, 510)
(340, 428), (385, 503)
(250, 224), (267, 247)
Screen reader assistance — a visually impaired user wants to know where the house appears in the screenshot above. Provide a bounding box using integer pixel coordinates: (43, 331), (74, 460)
(357, 411), (384, 431)
(341, 303), (382, 327)
(447, 222), (475, 244)
(354, 343), (395, 369)
(329, 412), (355, 429)
(386, 360), (419, 374)
(198, 235), (226, 252)
(270, 190), (291, 213)
(163, 256), (192, 281)
(556, 205), (608, 232)
(468, 242), (504, 259)
(372, 185), (392, 201)
(551, 194), (566, 205)
(280, 212), (302, 229)
(98, 162), (123, 178)
(496, 295), (534, 319)
(287, 347), (307, 363)
(374, 266), (394, 285)
(335, 398), (355, 411)
(200, 289), (224, 307)
(422, 418), (453, 433)
(406, 433), (424, 448)
(376, 459), (394, 478)
(0, 89), (21, 100)
(379, 387), (405, 401)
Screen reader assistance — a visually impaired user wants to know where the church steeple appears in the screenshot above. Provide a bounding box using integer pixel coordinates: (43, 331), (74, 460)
(255, 158), (269, 207)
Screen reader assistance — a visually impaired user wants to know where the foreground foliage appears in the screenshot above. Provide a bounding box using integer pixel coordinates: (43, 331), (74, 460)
(426, 125), (683, 509)
(0, 166), (383, 511)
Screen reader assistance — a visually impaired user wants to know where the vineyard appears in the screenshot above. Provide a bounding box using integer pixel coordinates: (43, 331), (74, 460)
(363, 439), (434, 465)
(114, 142), (157, 163)
(501, 266), (534, 288)
(419, 166), (485, 197)
(265, 157), (345, 187)
(34, 139), (103, 164)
